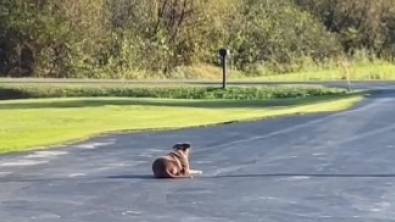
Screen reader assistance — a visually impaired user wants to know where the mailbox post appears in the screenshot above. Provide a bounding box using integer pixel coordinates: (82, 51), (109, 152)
(218, 48), (230, 89)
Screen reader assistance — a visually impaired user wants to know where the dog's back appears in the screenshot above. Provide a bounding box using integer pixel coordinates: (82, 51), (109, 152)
(152, 144), (191, 179)
(152, 156), (181, 178)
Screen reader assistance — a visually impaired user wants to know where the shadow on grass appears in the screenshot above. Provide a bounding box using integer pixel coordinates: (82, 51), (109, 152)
(0, 95), (356, 110)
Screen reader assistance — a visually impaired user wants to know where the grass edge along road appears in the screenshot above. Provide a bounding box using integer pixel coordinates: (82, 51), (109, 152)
(0, 95), (364, 155)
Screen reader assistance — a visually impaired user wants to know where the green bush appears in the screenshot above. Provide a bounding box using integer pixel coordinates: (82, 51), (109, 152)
(0, 84), (348, 100)
(5, 0), (394, 79)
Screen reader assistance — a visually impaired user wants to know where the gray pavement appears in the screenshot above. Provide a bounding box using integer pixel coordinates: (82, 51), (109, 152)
(1, 83), (395, 221)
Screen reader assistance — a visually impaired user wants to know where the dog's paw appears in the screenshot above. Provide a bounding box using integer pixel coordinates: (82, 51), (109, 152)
(190, 169), (203, 175)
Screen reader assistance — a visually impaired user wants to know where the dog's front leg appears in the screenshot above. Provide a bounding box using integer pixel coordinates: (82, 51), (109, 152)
(183, 169), (194, 178)
(180, 157), (194, 178)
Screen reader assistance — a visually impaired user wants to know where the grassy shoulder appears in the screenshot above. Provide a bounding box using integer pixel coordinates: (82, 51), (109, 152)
(2, 61), (395, 83)
(239, 62), (395, 82)
(179, 58), (395, 81)
(0, 95), (364, 154)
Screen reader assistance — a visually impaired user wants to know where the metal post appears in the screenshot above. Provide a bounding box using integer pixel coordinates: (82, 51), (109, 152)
(222, 55), (227, 89)
(219, 48), (230, 89)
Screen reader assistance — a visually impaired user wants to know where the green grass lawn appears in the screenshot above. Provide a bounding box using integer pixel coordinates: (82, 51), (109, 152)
(0, 95), (364, 154)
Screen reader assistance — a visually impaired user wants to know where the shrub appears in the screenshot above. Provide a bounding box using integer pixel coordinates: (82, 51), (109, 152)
(0, 83), (348, 100)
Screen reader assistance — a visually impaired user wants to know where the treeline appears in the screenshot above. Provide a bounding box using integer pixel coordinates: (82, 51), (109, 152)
(1, 0), (395, 79)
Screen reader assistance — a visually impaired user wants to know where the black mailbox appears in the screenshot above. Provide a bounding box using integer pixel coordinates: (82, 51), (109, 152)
(219, 48), (230, 58)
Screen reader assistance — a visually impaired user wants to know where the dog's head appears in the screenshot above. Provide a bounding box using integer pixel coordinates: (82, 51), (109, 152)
(172, 142), (191, 156)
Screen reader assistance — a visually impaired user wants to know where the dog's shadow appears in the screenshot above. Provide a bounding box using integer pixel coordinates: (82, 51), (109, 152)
(107, 174), (156, 179)
(107, 173), (395, 180)
(107, 174), (207, 180)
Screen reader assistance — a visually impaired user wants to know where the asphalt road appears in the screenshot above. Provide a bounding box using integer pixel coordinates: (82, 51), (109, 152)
(1, 83), (395, 221)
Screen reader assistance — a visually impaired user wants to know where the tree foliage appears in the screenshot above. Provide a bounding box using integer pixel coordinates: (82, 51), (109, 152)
(294, 0), (395, 56)
(1, 0), (395, 78)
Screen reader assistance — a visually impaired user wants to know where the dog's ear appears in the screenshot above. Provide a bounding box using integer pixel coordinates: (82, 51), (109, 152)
(181, 143), (191, 150)
(172, 143), (184, 150)
(172, 142), (191, 151)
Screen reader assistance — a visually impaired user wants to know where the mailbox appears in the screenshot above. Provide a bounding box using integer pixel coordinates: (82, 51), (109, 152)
(219, 48), (230, 58)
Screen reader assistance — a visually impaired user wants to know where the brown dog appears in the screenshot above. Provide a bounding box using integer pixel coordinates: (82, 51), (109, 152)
(152, 143), (202, 179)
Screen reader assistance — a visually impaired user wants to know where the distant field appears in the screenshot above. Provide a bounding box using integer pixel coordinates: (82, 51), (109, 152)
(242, 63), (395, 82)
(0, 63), (395, 83)
(1, 61), (395, 83)
(0, 95), (363, 154)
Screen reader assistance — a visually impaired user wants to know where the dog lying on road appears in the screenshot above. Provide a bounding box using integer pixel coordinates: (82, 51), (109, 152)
(152, 143), (203, 179)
